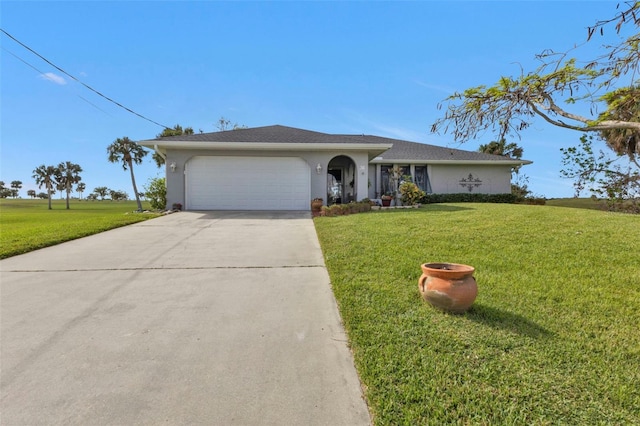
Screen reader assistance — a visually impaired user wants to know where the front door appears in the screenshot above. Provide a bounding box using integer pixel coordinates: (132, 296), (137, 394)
(327, 168), (343, 204)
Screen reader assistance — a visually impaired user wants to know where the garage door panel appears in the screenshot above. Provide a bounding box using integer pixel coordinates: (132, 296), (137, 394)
(186, 156), (310, 210)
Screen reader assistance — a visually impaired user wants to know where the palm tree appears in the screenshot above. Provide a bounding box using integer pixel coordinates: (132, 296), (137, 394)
(478, 139), (523, 159)
(0, 181), (10, 198)
(10, 180), (22, 198)
(479, 139), (528, 198)
(93, 186), (109, 200)
(479, 139), (524, 175)
(153, 124), (194, 167)
(56, 182), (65, 200)
(57, 161), (83, 209)
(32, 165), (59, 210)
(107, 136), (148, 211)
(77, 182), (86, 200)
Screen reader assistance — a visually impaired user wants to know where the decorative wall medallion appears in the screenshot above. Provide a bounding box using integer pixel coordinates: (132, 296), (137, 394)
(459, 173), (482, 192)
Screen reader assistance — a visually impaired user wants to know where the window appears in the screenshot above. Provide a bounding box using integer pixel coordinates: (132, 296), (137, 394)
(397, 166), (411, 184)
(380, 165), (393, 195)
(414, 166), (432, 193)
(381, 165), (413, 194)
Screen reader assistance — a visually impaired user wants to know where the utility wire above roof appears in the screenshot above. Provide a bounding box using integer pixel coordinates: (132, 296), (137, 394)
(1, 28), (170, 129)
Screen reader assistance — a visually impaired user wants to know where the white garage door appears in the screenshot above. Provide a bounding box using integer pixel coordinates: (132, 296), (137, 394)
(186, 156), (310, 210)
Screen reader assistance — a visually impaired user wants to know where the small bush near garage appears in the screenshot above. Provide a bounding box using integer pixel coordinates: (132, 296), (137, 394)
(321, 201), (372, 217)
(144, 177), (167, 210)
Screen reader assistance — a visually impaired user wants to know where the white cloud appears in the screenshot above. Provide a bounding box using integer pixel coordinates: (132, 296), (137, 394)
(414, 79), (456, 95)
(40, 72), (66, 85)
(371, 124), (426, 143)
(339, 109), (427, 142)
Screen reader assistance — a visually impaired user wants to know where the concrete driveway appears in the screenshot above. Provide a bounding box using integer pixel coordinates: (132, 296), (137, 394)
(0, 211), (371, 425)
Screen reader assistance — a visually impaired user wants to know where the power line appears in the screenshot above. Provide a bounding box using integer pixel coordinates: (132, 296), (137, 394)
(2, 46), (113, 116)
(77, 95), (113, 116)
(2, 46), (45, 75)
(1, 28), (170, 129)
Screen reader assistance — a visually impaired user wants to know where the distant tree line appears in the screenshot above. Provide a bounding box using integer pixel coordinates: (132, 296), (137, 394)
(85, 186), (130, 201)
(0, 181), (23, 198)
(3, 162), (127, 208)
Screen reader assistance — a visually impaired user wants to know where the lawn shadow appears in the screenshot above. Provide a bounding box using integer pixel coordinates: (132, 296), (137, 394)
(418, 204), (476, 213)
(465, 303), (553, 339)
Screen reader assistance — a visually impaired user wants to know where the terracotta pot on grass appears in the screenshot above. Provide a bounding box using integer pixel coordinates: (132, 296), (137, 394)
(419, 263), (477, 313)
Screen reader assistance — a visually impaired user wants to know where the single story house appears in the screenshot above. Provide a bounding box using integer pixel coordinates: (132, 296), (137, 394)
(138, 125), (531, 211)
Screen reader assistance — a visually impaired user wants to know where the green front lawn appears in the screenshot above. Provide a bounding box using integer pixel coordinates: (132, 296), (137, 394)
(314, 203), (640, 425)
(0, 199), (160, 259)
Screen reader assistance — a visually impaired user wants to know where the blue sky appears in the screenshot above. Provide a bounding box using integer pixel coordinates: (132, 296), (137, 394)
(1, 1), (627, 199)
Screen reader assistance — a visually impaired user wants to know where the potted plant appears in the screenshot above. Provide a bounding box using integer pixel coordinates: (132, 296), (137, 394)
(311, 197), (323, 216)
(381, 193), (392, 207)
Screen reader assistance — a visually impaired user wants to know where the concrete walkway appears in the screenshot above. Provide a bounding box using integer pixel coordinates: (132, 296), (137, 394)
(0, 211), (371, 425)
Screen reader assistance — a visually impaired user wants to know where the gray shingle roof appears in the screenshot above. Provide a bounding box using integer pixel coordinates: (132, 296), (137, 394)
(350, 135), (520, 162)
(150, 125), (376, 144)
(144, 125), (528, 163)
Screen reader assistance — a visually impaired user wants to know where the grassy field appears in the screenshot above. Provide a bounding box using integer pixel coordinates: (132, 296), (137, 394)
(0, 199), (160, 259)
(546, 197), (607, 210)
(314, 203), (640, 425)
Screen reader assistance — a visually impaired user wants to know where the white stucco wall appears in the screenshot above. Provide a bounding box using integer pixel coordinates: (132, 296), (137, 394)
(366, 163), (513, 197)
(429, 164), (512, 194)
(163, 149), (371, 209)
(162, 148), (515, 209)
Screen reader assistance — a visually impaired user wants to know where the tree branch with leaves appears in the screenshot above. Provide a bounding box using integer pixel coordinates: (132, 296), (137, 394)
(561, 134), (639, 212)
(432, 2), (639, 139)
(431, 1), (640, 207)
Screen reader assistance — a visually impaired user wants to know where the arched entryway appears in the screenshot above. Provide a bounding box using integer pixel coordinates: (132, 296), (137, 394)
(327, 155), (356, 204)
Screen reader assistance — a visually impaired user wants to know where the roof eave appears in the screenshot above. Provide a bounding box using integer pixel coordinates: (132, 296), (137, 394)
(370, 158), (533, 166)
(138, 141), (392, 157)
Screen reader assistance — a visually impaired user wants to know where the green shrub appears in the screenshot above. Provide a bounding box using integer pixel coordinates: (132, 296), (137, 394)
(422, 193), (518, 204)
(399, 181), (426, 205)
(144, 177), (166, 210)
(518, 196), (547, 205)
(318, 201), (372, 218)
(329, 204), (343, 216)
